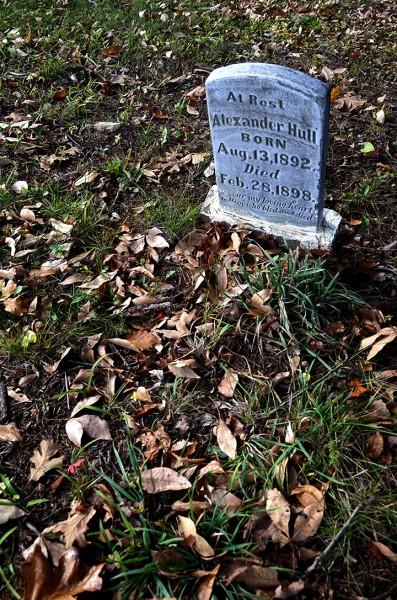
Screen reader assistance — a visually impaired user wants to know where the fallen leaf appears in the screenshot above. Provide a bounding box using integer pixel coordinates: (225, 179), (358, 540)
(360, 327), (397, 360)
(141, 467), (191, 494)
(266, 488), (290, 545)
(348, 378), (370, 397)
(92, 121), (122, 132)
(66, 415), (112, 447)
(171, 500), (211, 513)
(29, 439), (64, 482)
(185, 85), (205, 101)
(292, 502), (323, 541)
(191, 152), (209, 164)
(70, 395), (101, 417)
(210, 489), (242, 515)
(369, 541), (397, 562)
(22, 537), (103, 599)
(0, 502), (26, 524)
(145, 228), (169, 248)
(365, 431), (384, 459)
(20, 207), (36, 221)
(79, 271), (116, 290)
(196, 564), (220, 600)
(44, 500), (96, 548)
(73, 171), (99, 187)
(168, 359), (200, 379)
(215, 420), (237, 459)
(102, 45), (122, 56)
(52, 89), (68, 101)
(223, 560), (279, 589)
(376, 109), (385, 125)
(126, 329), (162, 351)
(49, 218), (73, 235)
(178, 516), (215, 558)
(218, 370), (239, 398)
(13, 180), (28, 194)
(274, 580), (306, 598)
(0, 423), (23, 442)
(330, 85), (341, 102)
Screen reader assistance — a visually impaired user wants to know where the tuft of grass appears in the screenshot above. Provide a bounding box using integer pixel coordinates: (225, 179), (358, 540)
(143, 190), (201, 239)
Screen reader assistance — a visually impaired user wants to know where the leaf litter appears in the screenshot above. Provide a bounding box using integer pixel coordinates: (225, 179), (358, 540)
(1, 0), (397, 598)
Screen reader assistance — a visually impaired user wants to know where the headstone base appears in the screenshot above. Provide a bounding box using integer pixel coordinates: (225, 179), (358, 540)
(201, 186), (341, 250)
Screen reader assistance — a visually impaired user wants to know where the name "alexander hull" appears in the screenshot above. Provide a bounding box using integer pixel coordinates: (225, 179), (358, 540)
(211, 113), (317, 144)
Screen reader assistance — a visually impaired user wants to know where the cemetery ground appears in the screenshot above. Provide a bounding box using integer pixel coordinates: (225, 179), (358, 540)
(0, 0), (397, 598)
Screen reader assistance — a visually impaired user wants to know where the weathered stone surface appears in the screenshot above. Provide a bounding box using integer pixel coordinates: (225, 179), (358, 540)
(202, 63), (341, 248)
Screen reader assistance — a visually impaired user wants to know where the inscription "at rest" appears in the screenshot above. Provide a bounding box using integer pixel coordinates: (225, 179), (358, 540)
(227, 91), (285, 109)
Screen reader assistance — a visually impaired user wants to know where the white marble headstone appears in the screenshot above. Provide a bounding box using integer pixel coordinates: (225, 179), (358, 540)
(202, 63), (341, 248)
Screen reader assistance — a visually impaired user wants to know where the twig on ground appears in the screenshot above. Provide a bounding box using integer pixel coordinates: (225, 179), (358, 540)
(0, 368), (10, 424)
(306, 496), (376, 574)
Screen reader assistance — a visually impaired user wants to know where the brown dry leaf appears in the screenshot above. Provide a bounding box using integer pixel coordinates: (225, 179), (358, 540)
(126, 329), (162, 351)
(92, 121), (122, 133)
(266, 489), (290, 545)
(223, 560), (279, 590)
(13, 180), (28, 194)
(348, 378), (370, 397)
(365, 431), (384, 459)
(191, 152), (209, 165)
(291, 485), (324, 542)
(22, 537), (103, 599)
(102, 44), (122, 56)
(29, 439), (64, 482)
(52, 89), (68, 101)
(70, 395), (101, 417)
(292, 503), (324, 541)
(135, 386), (151, 402)
(145, 227), (169, 249)
(369, 541), (397, 562)
(330, 85), (342, 103)
(274, 580), (306, 598)
(185, 84), (205, 101)
(45, 501), (96, 548)
(290, 485), (324, 510)
(210, 489), (242, 515)
(187, 104), (199, 115)
(198, 460), (225, 478)
(0, 423), (23, 442)
(366, 399), (391, 422)
(168, 359), (200, 379)
(0, 503), (26, 524)
(65, 415), (112, 447)
(73, 171), (99, 188)
(20, 207), (36, 221)
(141, 467), (191, 494)
(216, 265), (228, 292)
(332, 91), (367, 113)
(178, 516), (215, 558)
(215, 420), (237, 459)
(360, 327), (397, 360)
(196, 565), (220, 600)
(218, 370), (239, 398)
(171, 500), (211, 513)
(4, 296), (31, 316)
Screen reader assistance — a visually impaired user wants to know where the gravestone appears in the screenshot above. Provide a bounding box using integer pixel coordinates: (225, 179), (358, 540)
(201, 63), (341, 249)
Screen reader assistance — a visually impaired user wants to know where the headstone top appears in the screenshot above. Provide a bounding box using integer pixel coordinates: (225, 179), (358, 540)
(206, 63), (329, 102)
(202, 62), (341, 248)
